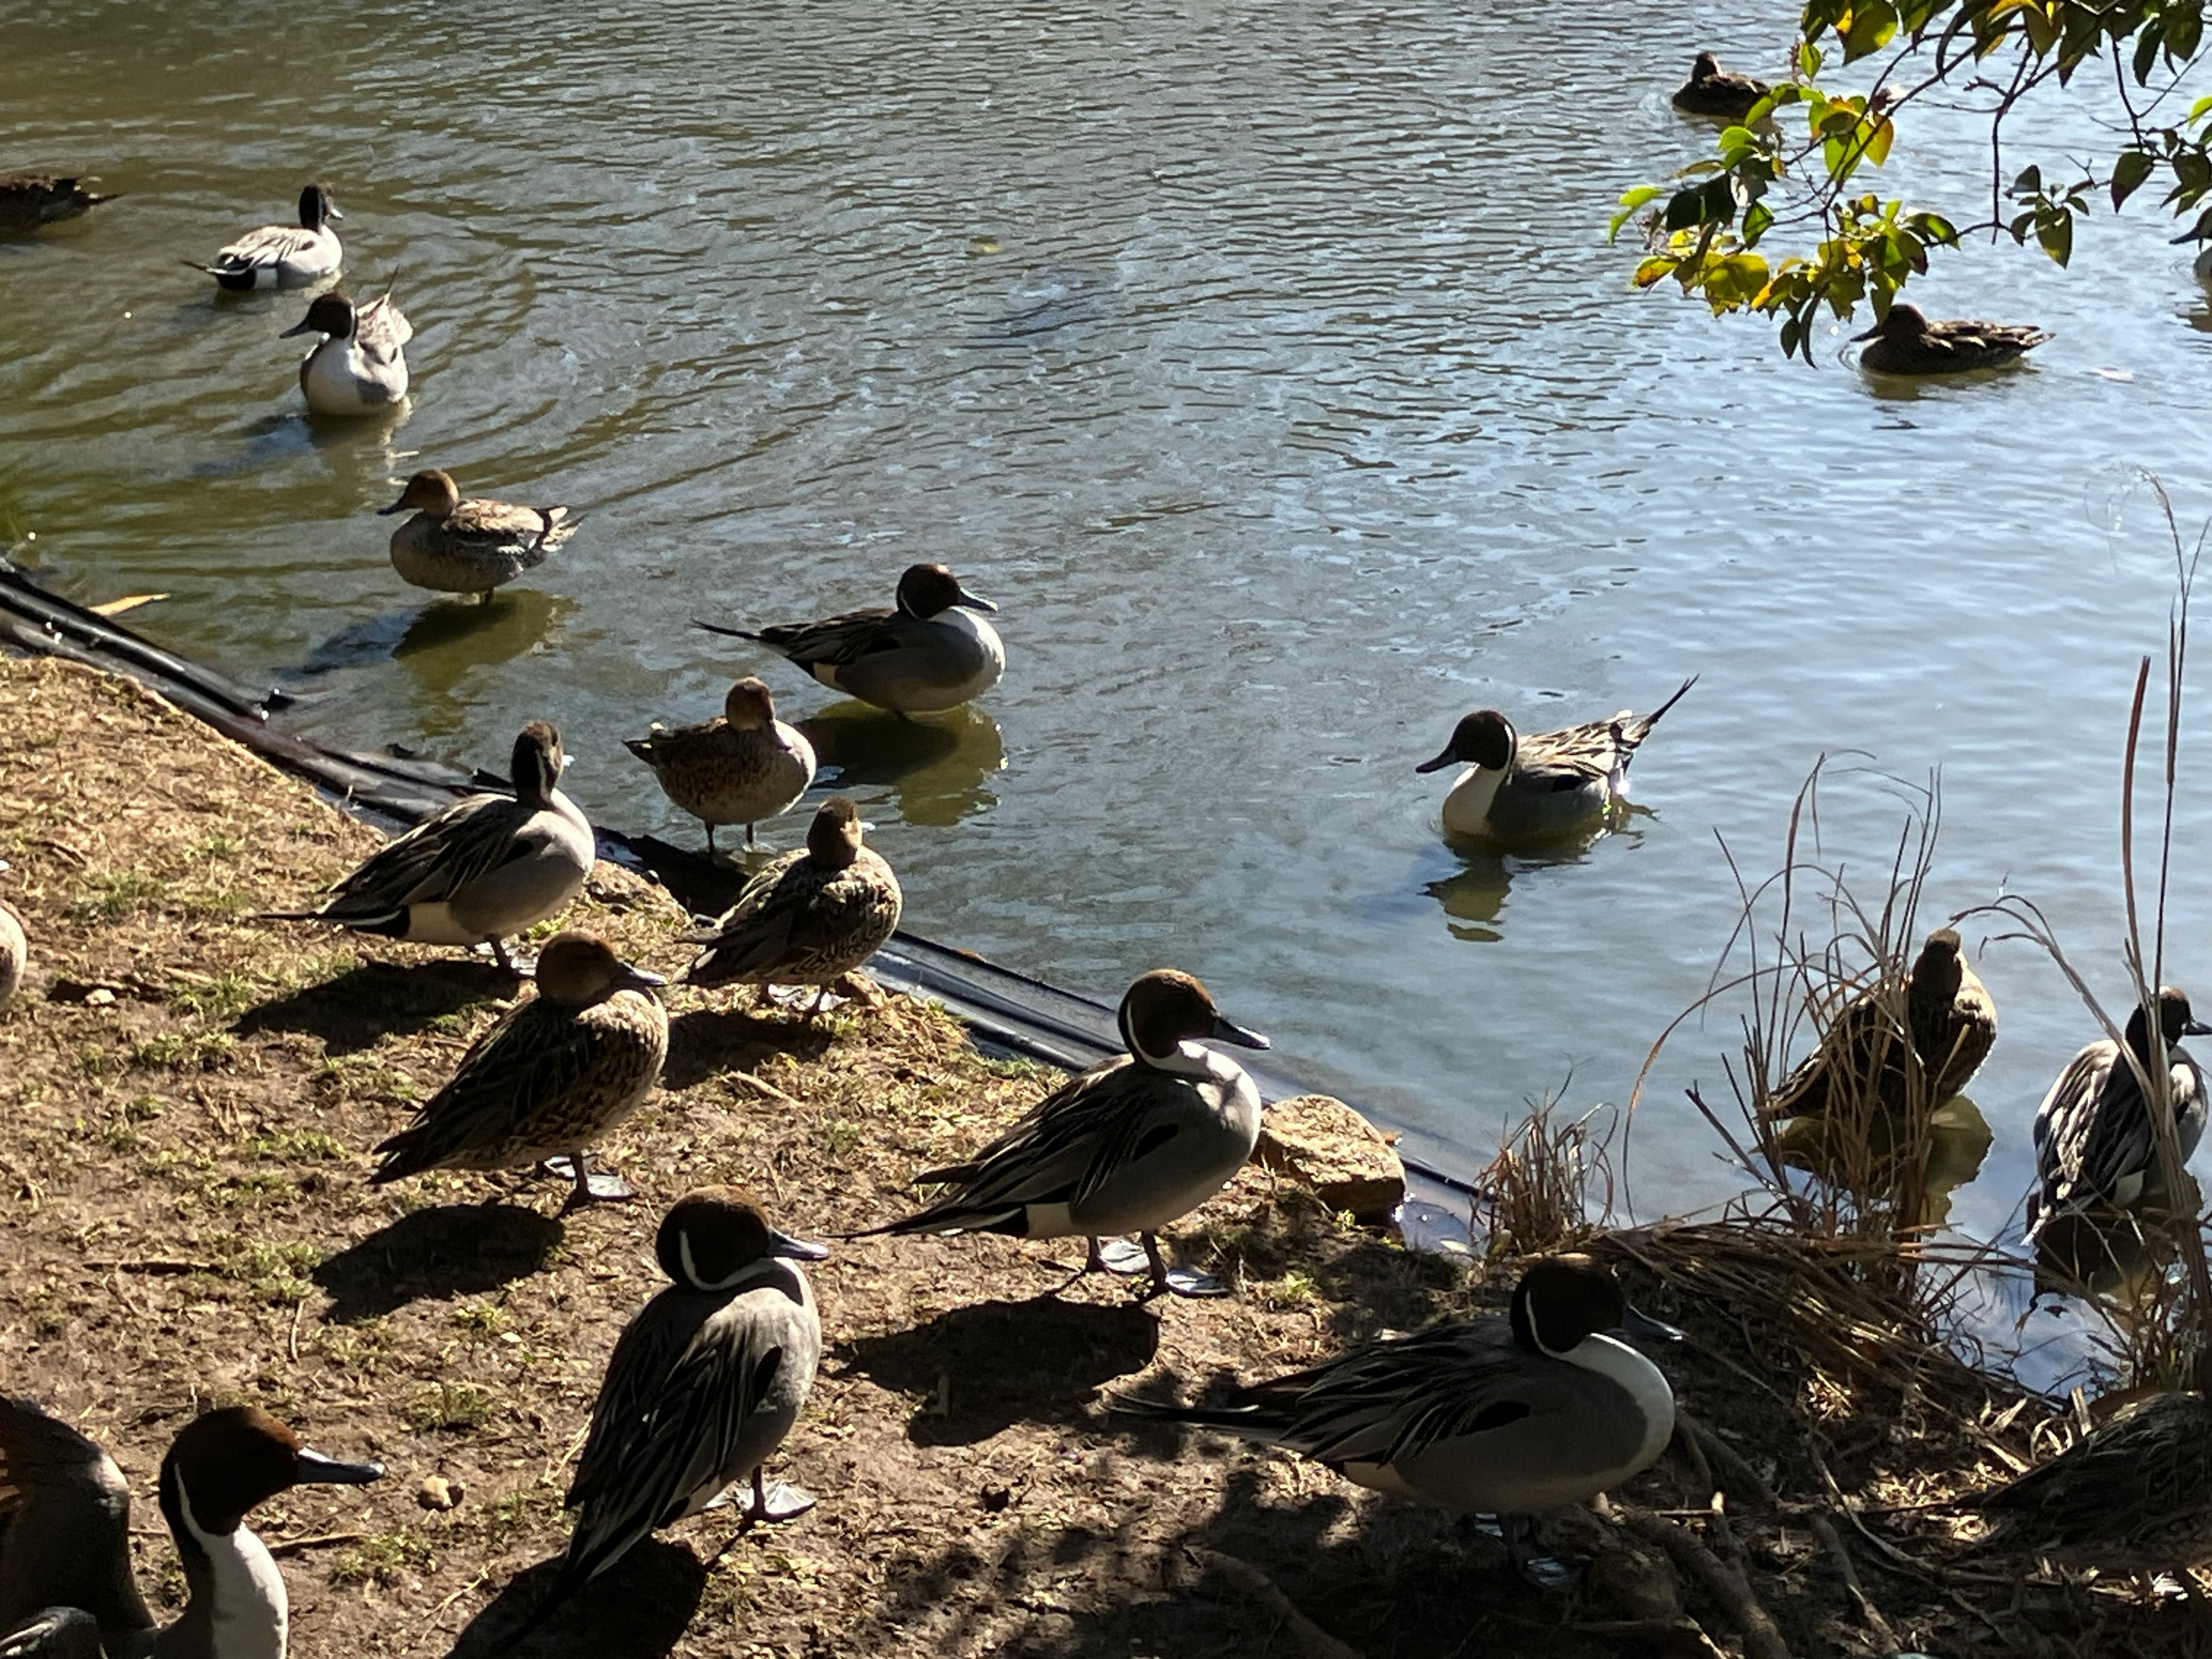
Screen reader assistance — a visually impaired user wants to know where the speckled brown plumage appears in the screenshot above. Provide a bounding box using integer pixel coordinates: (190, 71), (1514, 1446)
(1764, 927), (1996, 1121)
(1964, 1392), (2212, 1573)
(681, 797), (900, 994)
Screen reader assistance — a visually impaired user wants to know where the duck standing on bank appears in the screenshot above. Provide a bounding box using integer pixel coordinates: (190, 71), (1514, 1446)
(1671, 52), (1768, 118)
(627, 677), (817, 853)
(1113, 1255), (1680, 1563)
(518, 1190), (827, 1634)
(369, 930), (668, 1208)
(1851, 302), (2051, 374)
(260, 721), (593, 973)
(2029, 985), (2210, 1230)
(0, 1400), (382, 1656)
(0, 172), (113, 234)
(378, 468), (577, 601)
(680, 796), (900, 1010)
(857, 969), (1271, 1298)
(695, 563), (1003, 716)
(0, 894), (24, 1007)
(1416, 677), (1695, 843)
(282, 288), (411, 415)
(191, 183), (342, 289)
(1763, 926), (1997, 1121)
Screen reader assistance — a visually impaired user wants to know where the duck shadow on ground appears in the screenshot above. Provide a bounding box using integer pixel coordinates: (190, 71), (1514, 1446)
(446, 1539), (706, 1659)
(313, 1202), (565, 1322)
(237, 959), (515, 1055)
(839, 1292), (1160, 1446)
(663, 1005), (838, 1089)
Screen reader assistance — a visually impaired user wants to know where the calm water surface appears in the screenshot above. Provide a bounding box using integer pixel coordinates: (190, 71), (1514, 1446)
(7, 0), (2212, 1250)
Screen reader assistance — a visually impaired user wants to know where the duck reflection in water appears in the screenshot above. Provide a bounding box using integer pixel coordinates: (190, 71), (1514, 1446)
(2030, 1173), (2202, 1303)
(1767, 1093), (1994, 1231)
(796, 699), (1004, 828)
(1423, 820), (1639, 945)
(289, 588), (573, 691)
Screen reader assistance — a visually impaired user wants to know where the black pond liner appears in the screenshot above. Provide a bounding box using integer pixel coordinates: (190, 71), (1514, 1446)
(0, 559), (1474, 1245)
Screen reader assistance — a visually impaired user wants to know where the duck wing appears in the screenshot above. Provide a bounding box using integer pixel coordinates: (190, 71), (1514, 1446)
(0, 1399), (154, 1647)
(703, 607), (903, 669)
(1967, 1393), (2212, 1551)
(355, 293), (412, 360)
(205, 222), (324, 276)
(677, 853), (812, 982)
(2035, 1041), (2144, 1211)
(368, 998), (593, 1178)
(283, 793), (546, 927)
(446, 499), (571, 553)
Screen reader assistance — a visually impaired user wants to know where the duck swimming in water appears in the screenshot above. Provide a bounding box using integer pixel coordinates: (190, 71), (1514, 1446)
(378, 468), (577, 600)
(1851, 302), (2051, 374)
(282, 288), (411, 415)
(0, 172), (114, 235)
(1671, 52), (1769, 118)
(2029, 986), (2210, 1232)
(192, 183), (342, 289)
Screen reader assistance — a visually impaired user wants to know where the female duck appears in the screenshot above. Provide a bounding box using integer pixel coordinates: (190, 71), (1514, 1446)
(526, 1189), (827, 1625)
(2030, 985), (2211, 1228)
(194, 183), (342, 289)
(282, 288), (411, 415)
(1115, 1255), (1679, 1544)
(260, 721), (593, 973)
(0, 172), (113, 234)
(627, 677), (817, 853)
(1671, 52), (1768, 118)
(378, 468), (577, 600)
(1852, 302), (2050, 374)
(695, 562), (1003, 716)
(680, 797), (901, 1009)
(370, 930), (668, 1209)
(1416, 677), (1695, 843)
(0, 1400), (381, 1657)
(859, 968), (1271, 1298)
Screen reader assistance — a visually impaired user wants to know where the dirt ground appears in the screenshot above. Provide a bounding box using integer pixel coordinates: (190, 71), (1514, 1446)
(2, 653), (2206, 1659)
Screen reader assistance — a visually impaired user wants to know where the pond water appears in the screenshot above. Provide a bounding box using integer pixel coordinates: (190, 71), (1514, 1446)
(7, 0), (2212, 1255)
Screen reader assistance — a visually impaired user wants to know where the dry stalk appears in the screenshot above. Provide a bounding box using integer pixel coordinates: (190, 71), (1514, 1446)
(1470, 1093), (1617, 1255)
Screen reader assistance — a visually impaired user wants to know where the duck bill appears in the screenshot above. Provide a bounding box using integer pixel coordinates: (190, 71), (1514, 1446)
(376, 494), (410, 516)
(616, 963), (668, 993)
(1849, 322), (1881, 342)
(293, 1448), (385, 1487)
(2186, 1018), (2212, 1037)
(768, 1229), (832, 1262)
(1618, 1305), (1686, 1343)
(279, 316), (320, 338)
(1414, 748), (1457, 774)
(953, 586), (998, 613)
(1211, 1014), (1271, 1051)
(325, 203), (344, 221)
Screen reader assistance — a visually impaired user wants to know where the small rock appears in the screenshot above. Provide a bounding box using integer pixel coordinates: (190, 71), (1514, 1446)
(84, 986), (114, 1007)
(1255, 1094), (1406, 1225)
(417, 1475), (463, 1512)
(980, 1485), (1012, 1513)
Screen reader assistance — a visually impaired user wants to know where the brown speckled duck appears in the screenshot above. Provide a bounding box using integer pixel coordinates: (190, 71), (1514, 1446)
(626, 677), (818, 853)
(680, 796), (901, 1011)
(1853, 302), (2051, 374)
(369, 930), (669, 1208)
(378, 468), (577, 601)
(0, 172), (113, 234)
(1671, 52), (1768, 119)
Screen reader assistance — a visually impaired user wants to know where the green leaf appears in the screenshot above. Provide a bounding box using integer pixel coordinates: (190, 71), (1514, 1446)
(2036, 209), (2074, 264)
(2013, 163), (2043, 196)
(1633, 256), (1676, 289)
(1798, 39), (1825, 78)
(2168, 4), (2203, 65)
(1863, 112), (1896, 167)
(2020, 4), (2058, 55)
(1743, 201), (1775, 247)
(2189, 94), (2212, 125)
(1608, 185), (1663, 242)
(1839, 0), (1899, 61)
(2111, 149), (2154, 209)
(2135, 21), (2165, 84)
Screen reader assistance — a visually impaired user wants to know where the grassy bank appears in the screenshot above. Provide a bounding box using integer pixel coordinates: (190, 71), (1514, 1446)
(0, 653), (2200, 1658)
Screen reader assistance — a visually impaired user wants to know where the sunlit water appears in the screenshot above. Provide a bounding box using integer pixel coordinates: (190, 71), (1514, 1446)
(7, 0), (2212, 1291)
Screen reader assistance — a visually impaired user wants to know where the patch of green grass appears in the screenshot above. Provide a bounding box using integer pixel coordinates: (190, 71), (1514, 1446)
(131, 1031), (236, 1070)
(450, 1301), (512, 1339)
(212, 1238), (323, 1304)
(75, 1042), (114, 1077)
(312, 1052), (421, 1107)
(246, 1126), (345, 1163)
(1265, 1270), (1320, 1309)
(69, 870), (171, 922)
(817, 1117), (864, 1158)
(329, 1528), (436, 1589)
(403, 1382), (497, 1433)
(313, 1319), (391, 1373)
(484, 1479), (565, 1540)
(215, 1170), (297, 1209)
(189, 833), (244, 861)
(166, 971), (261, 1023)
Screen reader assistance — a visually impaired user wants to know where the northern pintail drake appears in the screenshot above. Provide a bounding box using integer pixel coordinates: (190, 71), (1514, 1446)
(0, 899), (24, 1007)
(1852, 302), (2050, 374)
(260, 721), (593, 973)
(1113, 1255), (1680, 1548)
(1416, 677), (1695, 843)
(1763, 927), (1997, 1121)
(377, 468), (577, 600)
(192, 184), (341, 289)
(694, 563), (1004, 716)
(0, 172), (115, 234)
(2029, 986), (2210, 1230)
(626, 677), (817, 853)
(679, 797), (900, 1010)
(0, 1399), (381, 1659)
(370, 930), (668, 1209)
(858, 968), (1271, 1298)
(282, 289), (410, 415)
(524, 1190), (826, 1630)
(1961, 1391), (2212, 1573)
(1671, 52), (1769, 118)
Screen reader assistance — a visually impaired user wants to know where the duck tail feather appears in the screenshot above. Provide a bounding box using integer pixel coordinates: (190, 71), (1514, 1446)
(692, 619), (766, 643)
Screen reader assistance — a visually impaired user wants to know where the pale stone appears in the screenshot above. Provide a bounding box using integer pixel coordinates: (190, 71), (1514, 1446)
(1254, 1093), (1406, 1224)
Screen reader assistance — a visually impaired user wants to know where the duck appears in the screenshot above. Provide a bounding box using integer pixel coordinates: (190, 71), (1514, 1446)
(260, 721), (593, 974)
(1671, 52), (1770, 118)
(191, 183), (342, 289)
(520, 1189), (827, 1630)
(694, 562), (1003, 716)
(1851, 302), (2051, 374)
(377, 468), (577, 600)
(1763, 926), (1997, 1121)
(1112, 1254), (1680, 1558)
(626, 677), (817, 854)
(1416, 677), (1695, 843)
(0, 1399), (382, 1658)
(0, 897), (23, 1007)
(857, 968), (1271, 1298)
(0, 172), (114, 235)
(2029, 986), (2211, 1229)
(2194, 244), (2212, 282)
(369, 930), (668, 1209)
(281, 289), (410, 415)
(679, 797), (901, 1010)
(1959, 1391), (2212, 1574)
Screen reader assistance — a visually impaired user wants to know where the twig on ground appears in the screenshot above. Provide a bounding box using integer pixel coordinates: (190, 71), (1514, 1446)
(1188, 1548), (1364, 1659)
(267, 1531), (365, 1556)
(1811, 1512), (1902, 1653)
(1624, 1513), (1791, 1659)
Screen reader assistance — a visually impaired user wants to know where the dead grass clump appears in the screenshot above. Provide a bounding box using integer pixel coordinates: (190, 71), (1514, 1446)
(1471, 1092), (1615, 1256)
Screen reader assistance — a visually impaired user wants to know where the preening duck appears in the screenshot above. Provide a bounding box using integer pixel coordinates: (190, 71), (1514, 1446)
(626, 677), (817, 853)
(282, 288), (410, 415)
(0, 1400), (381, 1658)
(1416, 677), (1694, 843)
(695, 563), (1004, 716)
(858, 968), (1271, 1298)
(378, 468), (577, 600)
(192, 183), (341, 289)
